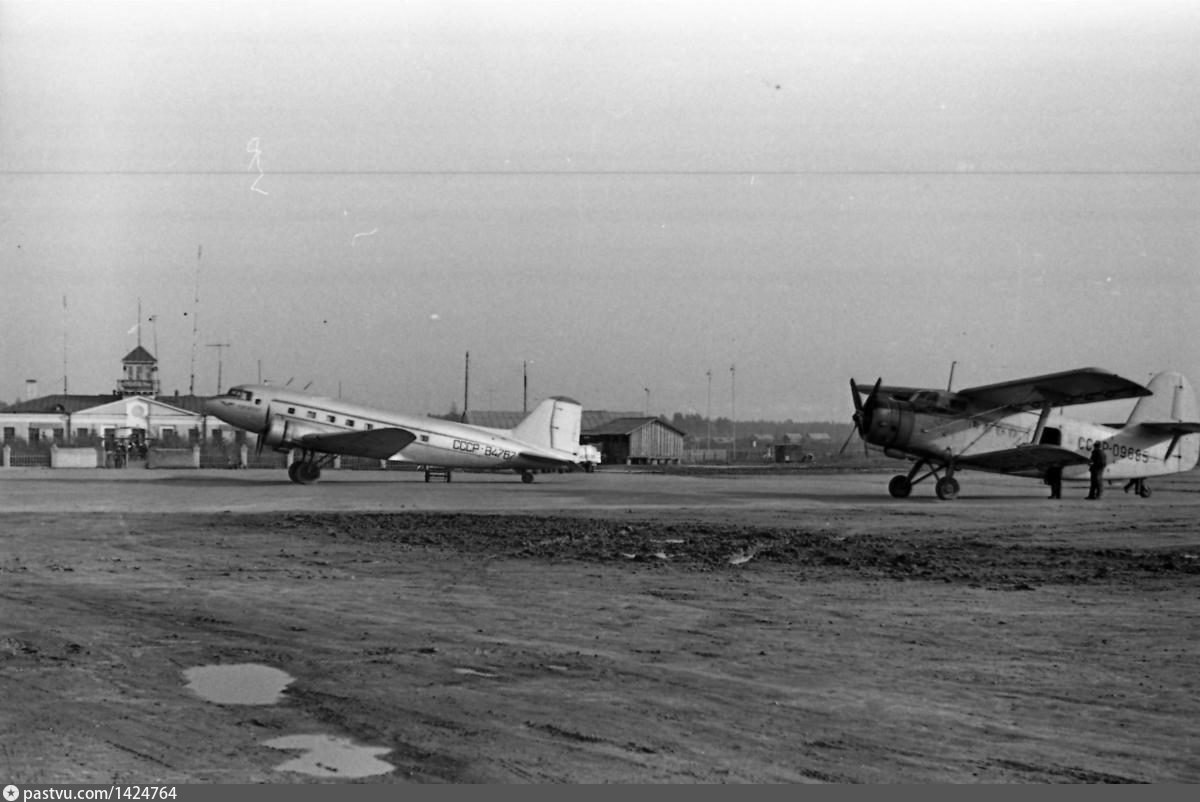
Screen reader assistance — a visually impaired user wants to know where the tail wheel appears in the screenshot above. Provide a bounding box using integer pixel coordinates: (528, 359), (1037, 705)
(935, 476), (960, 500)
(888, 475), (912, 498)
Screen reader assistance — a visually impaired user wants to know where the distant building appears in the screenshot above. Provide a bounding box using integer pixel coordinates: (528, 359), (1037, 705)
(1, 346), (219, 452)
(582, 415), (687, 465)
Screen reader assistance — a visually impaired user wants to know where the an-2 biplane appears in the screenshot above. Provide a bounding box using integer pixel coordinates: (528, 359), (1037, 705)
(846, 367), (1200, 500)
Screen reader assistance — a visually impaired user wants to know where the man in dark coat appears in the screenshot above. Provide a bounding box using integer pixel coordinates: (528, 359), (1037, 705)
(1087, 442), (1107, 499)
(1045, 464), (1063, 499)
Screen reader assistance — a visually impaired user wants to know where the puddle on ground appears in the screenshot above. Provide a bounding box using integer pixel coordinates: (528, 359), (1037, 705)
(183, 663), (294, 705)
(264, 734), (395, 778)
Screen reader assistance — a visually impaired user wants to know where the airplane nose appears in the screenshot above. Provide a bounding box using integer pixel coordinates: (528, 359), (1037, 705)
(203, 395), (231, 421)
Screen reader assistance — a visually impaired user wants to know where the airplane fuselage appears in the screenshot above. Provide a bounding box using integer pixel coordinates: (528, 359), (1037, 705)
(206, 385), (575, 472)
(874, 407), (1200, 481)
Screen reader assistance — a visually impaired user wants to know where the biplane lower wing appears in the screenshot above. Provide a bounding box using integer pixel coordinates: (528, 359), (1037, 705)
(958, 444), (1089, 474)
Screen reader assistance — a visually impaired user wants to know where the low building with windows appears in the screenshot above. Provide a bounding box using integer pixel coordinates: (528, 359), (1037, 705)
(1, 347), (225, 465)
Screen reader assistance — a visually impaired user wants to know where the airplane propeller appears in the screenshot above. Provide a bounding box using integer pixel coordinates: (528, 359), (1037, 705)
(840, 377), (882, 456)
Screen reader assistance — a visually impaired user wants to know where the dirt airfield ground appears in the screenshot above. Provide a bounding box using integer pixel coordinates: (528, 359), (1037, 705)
(2, 465), (1198, 783)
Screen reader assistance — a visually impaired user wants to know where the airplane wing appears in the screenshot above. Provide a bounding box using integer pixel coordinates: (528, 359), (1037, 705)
(958, 367), (1151, 411)
(957, 444), (1089, 473)
(1135, 422), (1200, 435)
(298, 428), (417, 460)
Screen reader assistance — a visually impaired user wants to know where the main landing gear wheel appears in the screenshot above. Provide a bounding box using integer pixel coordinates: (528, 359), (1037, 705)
(521, 471), (535, 484)
(888, 475), (912, 498)
(289, 461), (321, 485)
(935, 476), (960, 500)
(1139, 483), (1152, 498)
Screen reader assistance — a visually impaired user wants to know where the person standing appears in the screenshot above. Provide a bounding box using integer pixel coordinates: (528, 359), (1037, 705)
(1087, 442), (1107, 499)
(1045, 464), (1062, 499)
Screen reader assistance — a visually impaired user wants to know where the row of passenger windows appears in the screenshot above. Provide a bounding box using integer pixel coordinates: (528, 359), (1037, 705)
(287, 406), (374, 430)
(282, 406), (429, 443)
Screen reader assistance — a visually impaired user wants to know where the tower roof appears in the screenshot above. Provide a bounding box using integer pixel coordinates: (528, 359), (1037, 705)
(121, 345), (157, 364)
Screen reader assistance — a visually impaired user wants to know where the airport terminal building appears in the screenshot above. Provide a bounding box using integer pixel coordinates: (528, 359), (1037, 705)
(1, 347), (224, 464)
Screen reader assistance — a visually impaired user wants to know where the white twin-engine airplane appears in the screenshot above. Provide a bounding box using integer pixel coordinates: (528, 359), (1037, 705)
(204, 384), (585, 484)
(848, 367), (1200, 500)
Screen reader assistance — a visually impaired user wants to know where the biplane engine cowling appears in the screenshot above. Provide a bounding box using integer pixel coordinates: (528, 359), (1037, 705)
(862, 399), (916, 449)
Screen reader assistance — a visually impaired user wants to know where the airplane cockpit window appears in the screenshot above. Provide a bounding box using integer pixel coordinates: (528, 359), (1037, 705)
(226, 388), (253, 402)
(914, 391), (967, 415)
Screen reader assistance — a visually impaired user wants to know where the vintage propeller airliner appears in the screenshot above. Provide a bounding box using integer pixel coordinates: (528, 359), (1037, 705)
(846, 367), (1200, 500)
(205, 384), (585, 484)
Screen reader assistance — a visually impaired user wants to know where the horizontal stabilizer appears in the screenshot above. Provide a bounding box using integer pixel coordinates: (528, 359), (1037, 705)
(515, 451), (575, 468)
(300, 428), (417, 460)
(959, 444), (1088, 473)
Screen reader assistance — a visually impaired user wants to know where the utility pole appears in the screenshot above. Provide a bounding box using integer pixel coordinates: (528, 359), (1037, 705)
(189, 244), (201, 396)
(463, 351), (470, 422)
(644, 387), (650, 416)
(207, 342), (231, 395)
(730, 364), (736, 464)
(62, 295), (69, 394)
(706, 369), (712, 453)
(523, 360), (529, 414)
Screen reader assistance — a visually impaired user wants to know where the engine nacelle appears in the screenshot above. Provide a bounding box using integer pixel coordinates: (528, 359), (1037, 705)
(862, 400), (916, 449)
(261, 415), (328, 452)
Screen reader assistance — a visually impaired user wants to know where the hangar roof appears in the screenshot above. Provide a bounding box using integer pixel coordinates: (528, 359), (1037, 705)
(586, 416), (687, 437)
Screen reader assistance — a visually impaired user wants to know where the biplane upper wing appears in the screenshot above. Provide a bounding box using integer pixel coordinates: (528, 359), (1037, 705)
(299, 428), (417, 460)
(957, 444), (1089, 474)
(957, 367), (1151, 411)
(1135, 422), (1200, 435)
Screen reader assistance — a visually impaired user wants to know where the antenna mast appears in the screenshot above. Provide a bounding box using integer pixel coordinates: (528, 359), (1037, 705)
(189, 245), (201, 395)
(207, 342), (231, 395)
(62, 295), (69, 394)
(462, 351), (470, 422)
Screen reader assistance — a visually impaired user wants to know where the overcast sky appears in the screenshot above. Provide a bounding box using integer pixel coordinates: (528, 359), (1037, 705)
(3, 0), (1198, 421)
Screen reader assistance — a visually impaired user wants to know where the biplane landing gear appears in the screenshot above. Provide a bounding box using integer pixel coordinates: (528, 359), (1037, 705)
(888, 475), (912, 498)
(521, 471), (535, 484)
(935, 476), (960, 500)
(889, 457), (960, 500)
(935, 457), (960, 500)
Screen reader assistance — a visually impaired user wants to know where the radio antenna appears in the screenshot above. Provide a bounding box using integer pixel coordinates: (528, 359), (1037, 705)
(189, 245), (201, 395)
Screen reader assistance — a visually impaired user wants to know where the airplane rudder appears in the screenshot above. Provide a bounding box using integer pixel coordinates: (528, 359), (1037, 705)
(1127, 371), (1198, 424)
(550, 397), (583, 453)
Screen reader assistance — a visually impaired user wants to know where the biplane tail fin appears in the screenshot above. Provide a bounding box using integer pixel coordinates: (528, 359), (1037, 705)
(1126, 371), (1200, 426)
(1126, 371), (1200, 469)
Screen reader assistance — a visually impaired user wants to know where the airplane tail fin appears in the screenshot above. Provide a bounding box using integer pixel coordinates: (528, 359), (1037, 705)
(1126, 371), (1200, 470)
(1126, 371), (1200, 425)
(511, 396), (582, 454)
